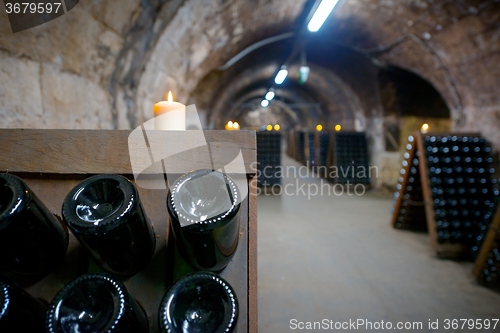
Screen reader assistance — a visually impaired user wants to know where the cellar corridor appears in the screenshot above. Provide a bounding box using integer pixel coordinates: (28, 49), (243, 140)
(257, 153), (500, 332)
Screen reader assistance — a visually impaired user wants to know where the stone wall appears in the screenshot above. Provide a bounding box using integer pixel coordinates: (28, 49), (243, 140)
(0, 0), (140, 128)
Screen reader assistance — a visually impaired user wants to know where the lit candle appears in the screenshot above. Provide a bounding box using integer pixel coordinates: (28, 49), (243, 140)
(154, 91), (186, 130)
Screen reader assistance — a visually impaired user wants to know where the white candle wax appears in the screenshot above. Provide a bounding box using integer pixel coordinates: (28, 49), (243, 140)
(154, 91), (186, 130)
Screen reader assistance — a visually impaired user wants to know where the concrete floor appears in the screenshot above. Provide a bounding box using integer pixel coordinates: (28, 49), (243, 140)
(257, 154), (500, 332)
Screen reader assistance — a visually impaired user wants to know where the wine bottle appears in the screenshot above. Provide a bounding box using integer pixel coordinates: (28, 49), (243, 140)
(62, 174), (155, 276)
(167, 169), (241, 272)
(0, 173), (68, 277)
(158, 271), (238, 333)
(0, 275), (47, 332)
(46, 273), (149, 333)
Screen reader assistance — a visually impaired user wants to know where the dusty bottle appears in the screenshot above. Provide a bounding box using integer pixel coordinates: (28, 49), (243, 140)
(158, 271), (238, 333)
(167, 169), (241, 272)
(62, 174), (155, 276)
(46, 273), (149, 333)
(0, 173), (68, 277)
(0, 275), (48, 332)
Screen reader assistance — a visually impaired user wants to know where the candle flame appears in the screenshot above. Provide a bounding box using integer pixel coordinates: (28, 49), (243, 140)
(167, 91), (173, 102)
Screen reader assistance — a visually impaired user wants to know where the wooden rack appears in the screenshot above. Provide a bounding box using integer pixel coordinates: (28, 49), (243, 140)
(0, 129), (257, 333)
(390, 135), (427, 231)
(391, 131), (497, 259)
(473, 204), (500, 288)
(287, 129), (371, 185)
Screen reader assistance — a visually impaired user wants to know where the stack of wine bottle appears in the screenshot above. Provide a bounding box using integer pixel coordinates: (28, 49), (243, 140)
(318, 132), (332, 174)
(0, 171), (241, 333)
(477, 236), (500, 287)
(392, 136), (427, 231)
(257, 131), (282, 187)
(393, 134), (500, 260)
(334, 132), (370, 185)
(424, 135), (499, 251)
(306, 131), (316, 168)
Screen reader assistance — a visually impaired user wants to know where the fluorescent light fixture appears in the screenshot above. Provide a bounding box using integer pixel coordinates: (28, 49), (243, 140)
(307, 0), (339, 32)
(261, 99), (270, 107)
(265, 90), (275, 101)
(274, 66), (288, 84)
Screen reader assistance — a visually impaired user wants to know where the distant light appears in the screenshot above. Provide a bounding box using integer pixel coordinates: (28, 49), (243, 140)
(316, 124), (323, 131)
(261, 99), (270, 107)
(266, 124), (273, 131)
(274, 124), (280, 131)
(233, 122), (240, 130)
(274, 66), (288, 85)
(307, 0), (340, 32)
(265, 90), (275, 101)
(334, 124), (341, 132)
(225, 120), (235, 131)
(421, 123), (429, 133)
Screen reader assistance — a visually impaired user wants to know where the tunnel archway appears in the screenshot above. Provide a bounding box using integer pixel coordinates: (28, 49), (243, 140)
(378, 65), (451, 152)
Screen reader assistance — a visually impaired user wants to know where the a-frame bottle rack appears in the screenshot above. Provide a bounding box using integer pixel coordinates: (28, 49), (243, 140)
(473, 204), (500, 288)
(391, 131), (499, 259)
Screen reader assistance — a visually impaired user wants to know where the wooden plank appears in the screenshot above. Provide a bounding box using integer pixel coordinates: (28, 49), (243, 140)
(390, 138), (416, 227)
(247, 176), (258, 333)
(326, 132), (337, 184)
(0, 129), (256, 175)
(473, 205), (500, 278)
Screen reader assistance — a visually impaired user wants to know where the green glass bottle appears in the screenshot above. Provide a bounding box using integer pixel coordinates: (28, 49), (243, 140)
(62, 174), (155, 276)
(159, 271), (238, 333)
(0, 173), (68, 277)
(167, 170), (241, 272)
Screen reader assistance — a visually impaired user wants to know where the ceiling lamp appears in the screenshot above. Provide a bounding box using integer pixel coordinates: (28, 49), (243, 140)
(265, 89), (275, 101)
(307, 0), (340, 32)
(299, 66), (310, 84)
(299, 50), (310, 84)
(261, 99), (270, 107)
(274, 66), (288, 85)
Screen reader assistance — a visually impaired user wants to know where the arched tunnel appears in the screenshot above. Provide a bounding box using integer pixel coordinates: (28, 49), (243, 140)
(2, 0), (499, 188)
(1, 0), (500, 330)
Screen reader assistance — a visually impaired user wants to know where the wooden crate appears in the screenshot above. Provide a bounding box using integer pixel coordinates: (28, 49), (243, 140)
(0, 129), (257, 333)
